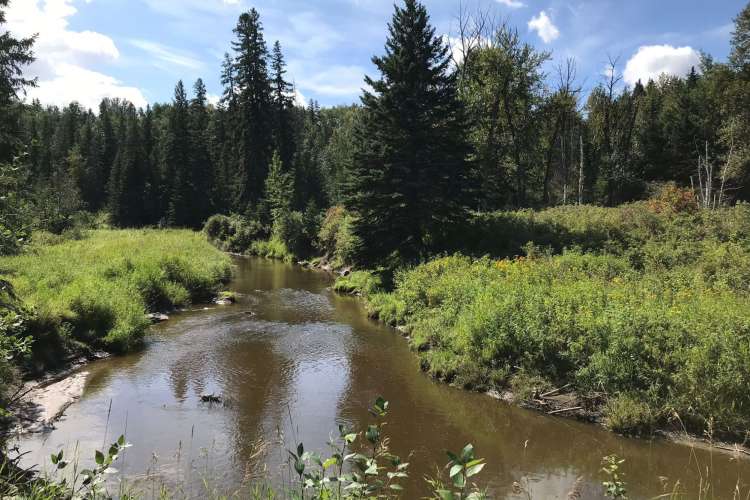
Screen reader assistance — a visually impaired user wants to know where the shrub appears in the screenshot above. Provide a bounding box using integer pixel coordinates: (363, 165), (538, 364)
(317, 206), (362, 267)
(604, 395), (657, 435)
(273, 210), (307, 257)
(204, 214), (267, 254)
(333, 271), (382, 296)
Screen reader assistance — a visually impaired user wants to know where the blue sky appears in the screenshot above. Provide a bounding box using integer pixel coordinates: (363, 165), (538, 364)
(4, 0), (745, 110)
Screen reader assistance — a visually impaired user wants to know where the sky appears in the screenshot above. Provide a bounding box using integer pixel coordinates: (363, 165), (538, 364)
(3, 0), (746, 111)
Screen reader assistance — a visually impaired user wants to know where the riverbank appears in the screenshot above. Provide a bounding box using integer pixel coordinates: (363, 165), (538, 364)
(0, 229), (232, 423)
(330, 203), (750, 444)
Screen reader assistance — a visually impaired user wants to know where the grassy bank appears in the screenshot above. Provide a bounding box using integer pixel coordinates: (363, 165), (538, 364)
(0, 229), (231, 371)
(337, 202), (750, 437)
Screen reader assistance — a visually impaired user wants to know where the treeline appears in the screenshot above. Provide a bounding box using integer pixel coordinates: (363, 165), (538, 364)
(12, 9), (358, 232)
(2, 0), (750, 265)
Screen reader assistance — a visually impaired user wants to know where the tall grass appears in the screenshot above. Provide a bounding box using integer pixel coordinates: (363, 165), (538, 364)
(343, 203), (750, 437)
(0, 229), (231, 359)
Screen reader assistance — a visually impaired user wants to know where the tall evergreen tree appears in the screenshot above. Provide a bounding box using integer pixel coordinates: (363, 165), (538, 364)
(265, 150), (294, 223)
(232, 9), (273, 209)
(270, 41), (296, 171)
(346, 0), (472, 264)
(163, 81), (191, 226)
(189, 78), (213, 225)
(0, 0), (36, 163)
(108, 105), (145, 226)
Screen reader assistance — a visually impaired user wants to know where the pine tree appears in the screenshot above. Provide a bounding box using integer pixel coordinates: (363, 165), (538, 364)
(0, 0), (36, 163)
(346, 0), (473, 264)
(99, 100), (118, 194)
(141, 106), (161, 224)
(163, 81), (191, 227)
(232, 9), (273, 209)
(78, 117), (105, 210)
(270, 41), (296, 171)
(108, 105), (145, 226)
(265, 150), (294, 224)
(189, 78), (213, 225)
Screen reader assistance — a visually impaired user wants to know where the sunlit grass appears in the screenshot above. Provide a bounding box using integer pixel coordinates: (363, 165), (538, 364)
(0, 229), (231, 352)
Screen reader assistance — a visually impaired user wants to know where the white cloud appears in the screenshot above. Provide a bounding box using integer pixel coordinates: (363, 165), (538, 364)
(496, 0), (525, 8)
(528, 10), (560, 44)
(129, 39), (204, 70)
(28, 63), (147, 110)
(5, 0), (146, 109)
(289, 62), (366, 99)
(293, 88), (307, 107)
(623, 45), (701, 86)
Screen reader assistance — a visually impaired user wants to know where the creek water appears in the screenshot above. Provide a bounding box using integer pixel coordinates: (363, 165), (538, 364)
(16, 256), (750, 498)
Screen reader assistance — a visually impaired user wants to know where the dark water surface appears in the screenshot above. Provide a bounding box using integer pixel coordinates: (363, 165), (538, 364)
(17, 257), (750, 498)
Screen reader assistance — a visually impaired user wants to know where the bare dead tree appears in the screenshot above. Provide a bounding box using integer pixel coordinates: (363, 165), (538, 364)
(451, 2), (496, 86)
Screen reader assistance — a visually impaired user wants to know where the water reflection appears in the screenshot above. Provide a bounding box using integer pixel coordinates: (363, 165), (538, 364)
(15, 256), (750, 499)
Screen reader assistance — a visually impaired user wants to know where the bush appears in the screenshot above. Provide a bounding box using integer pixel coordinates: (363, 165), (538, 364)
(333, 271), (382, 297)
(272, 210), (307, 257)
(204, 214), (267, 254)
(604, 395), (657, 435)
(317, 206), (362, 267)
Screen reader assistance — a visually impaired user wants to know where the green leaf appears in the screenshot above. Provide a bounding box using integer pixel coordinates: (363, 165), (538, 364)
(95, 450), (104, 465)
(297, 443), (304, 457)
(466, 462), (485, 478)
(117, 435), (125, 446)
(294, 459), (305, 476)
(449, 463), (463, 478)
(364, 461), (378, 475)
(365, 424), (379, 444)
(389, 484), (404, 491)
(436, 489), (455, 500)
(323, 457), (338, 469)
(460, 443), (475, 462)
(452, 472), (466, 489)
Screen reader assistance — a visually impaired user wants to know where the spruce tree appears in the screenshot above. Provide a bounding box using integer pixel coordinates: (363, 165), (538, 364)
(265, 150), (294, 223)
(163, 81), (191, 227)
(141, 106), (161, 224)
(232, 9), (273, 209)
(270, 41), (296, 171)
(346, 0), (472, 264)
(0, 0), (36, 163)
(108, 105), (145, 226)
(189, 78), (213, 225)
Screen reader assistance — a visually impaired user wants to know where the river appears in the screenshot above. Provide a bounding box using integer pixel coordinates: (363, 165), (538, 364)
(16, 256), (750, 498)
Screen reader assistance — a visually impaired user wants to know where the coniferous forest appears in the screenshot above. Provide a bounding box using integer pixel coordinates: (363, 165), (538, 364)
(2, 0), (749, 261)
(3, 0), (750, 498)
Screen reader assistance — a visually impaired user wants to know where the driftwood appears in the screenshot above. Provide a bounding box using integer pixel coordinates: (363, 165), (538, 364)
(548, 406), (583, 415)
(540, 384), (572, 399)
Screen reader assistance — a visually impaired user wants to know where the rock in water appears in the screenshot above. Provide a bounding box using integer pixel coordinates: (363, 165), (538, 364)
(200, 393), (221, 404)
(147, 313), (169, 323)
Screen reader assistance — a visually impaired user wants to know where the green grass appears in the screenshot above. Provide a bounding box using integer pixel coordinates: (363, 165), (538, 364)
(342, 203), (750, 437)
(249, 237), (296, 263)
(0, 229), (231, 358)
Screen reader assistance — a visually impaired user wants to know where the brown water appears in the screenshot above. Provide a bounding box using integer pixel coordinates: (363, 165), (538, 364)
(17, 256), (750, 499)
